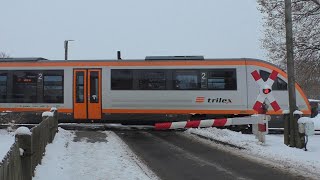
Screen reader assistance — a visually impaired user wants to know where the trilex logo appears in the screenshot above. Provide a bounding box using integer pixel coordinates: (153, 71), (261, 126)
(207, 98), (232, 104)
(196, 97), (232, 104)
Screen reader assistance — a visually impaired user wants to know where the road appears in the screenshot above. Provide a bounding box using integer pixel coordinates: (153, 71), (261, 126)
(115, 130), (305, 180)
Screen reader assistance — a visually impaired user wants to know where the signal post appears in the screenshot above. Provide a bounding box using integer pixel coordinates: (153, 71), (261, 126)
(284, 0), (304, 148)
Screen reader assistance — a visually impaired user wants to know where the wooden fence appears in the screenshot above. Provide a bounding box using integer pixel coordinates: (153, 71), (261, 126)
(0, 109), (58, 180)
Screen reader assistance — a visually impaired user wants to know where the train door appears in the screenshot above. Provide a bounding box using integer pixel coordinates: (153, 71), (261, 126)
(73, 69), (102, 120)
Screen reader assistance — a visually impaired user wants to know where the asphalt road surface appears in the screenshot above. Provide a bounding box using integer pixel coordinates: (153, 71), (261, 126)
(115, 130), (306, 180)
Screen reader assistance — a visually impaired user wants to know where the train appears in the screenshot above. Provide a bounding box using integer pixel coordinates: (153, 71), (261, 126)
(0, 56), (311, 125)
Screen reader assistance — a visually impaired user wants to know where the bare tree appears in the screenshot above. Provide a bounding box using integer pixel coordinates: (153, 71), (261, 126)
(0, 52), (10, 58)
(258, 0), (320, 98)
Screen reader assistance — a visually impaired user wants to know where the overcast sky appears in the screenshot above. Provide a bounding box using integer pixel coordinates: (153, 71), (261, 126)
(0, 0), (265, 60)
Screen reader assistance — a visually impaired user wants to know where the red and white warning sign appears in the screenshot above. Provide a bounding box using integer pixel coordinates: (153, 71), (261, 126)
(251, 70), (281, 113)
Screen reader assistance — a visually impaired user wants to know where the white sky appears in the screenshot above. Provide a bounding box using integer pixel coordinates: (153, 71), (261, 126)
(0, 0), (265, 60)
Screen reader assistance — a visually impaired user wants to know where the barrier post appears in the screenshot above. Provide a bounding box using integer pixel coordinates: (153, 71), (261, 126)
(257, 114), (267, 143)
(252, 123), (258, 139)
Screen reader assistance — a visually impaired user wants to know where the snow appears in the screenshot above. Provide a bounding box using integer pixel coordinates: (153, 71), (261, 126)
(293, 110), (303, 115)
(282, 110), (290, 114)
(19, 148), (24, 156)
(15, 126), (31, 135)
(309, 99), (320, 102)
(0, 129), (15, 160)
(313, 114), (320, 130)
(42, 111), (54, 117)
(298, 117), (314, 124)
(186, 120), (320, 178)
(33, 128), (159, 180)
(1, 115), (320, 178)
(50, 107), (57, 112)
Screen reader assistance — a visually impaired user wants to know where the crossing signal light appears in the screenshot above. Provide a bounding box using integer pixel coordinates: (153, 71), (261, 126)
(263, 88), (271, 94)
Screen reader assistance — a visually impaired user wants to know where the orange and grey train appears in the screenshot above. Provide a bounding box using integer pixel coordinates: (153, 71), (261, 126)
(0, 56), (311, 124)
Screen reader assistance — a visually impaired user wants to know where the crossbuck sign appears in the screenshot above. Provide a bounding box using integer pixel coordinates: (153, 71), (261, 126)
(251, 70), (281, 113)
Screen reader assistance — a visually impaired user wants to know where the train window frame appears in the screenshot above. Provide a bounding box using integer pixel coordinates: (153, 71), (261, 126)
(111, 69), (237, 91)
(0, 70), (65, 103)
(89, 71), (99, 103)
(0, 73), (8, 103)
(75, 71), (85, 103)
(137, 70), (166, 90)
(111, 69), (133, 90)
(43, 70), (64, 103)
(11, 70), (38, 103)
(260, 70), (288, 91)
(173, 70), (200, 90)
(206, 69), (237, 90)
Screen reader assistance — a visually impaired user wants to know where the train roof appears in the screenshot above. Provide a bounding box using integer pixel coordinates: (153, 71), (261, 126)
(0, 57), (269, 63)
(0, 57), (284, 71)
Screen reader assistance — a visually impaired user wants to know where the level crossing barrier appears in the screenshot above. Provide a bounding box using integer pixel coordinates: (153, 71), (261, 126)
(155, 114), (270, 143)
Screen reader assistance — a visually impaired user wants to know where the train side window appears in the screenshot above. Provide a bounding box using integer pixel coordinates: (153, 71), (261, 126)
(111, 70), (133, 90)
(43, 74), (64, 103)
(90, 71), (99, 103)
(12, 71), (38, 103)
(76, 72), (85, 103)
(260, 70), (288, 90)
(173, 70), (199, 90)
(0, 74), (7, 102)
(138, 70), (166, 90)
(207, 69), (237, 90)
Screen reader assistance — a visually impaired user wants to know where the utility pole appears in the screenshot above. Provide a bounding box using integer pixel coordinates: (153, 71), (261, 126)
(64, 40), (74, 60)
(284, 0), (304, 148)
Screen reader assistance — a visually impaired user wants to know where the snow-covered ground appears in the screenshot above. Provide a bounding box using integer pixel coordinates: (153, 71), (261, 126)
(0, 129), (15, 160)
(0, 114), (319, 178)
(33, 128), (158, 180)
(186, 114), (320, 179)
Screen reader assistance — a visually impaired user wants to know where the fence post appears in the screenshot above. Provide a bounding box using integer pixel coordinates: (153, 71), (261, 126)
(15, 127), (32, 180)
(47, 108), (58, 143)
(50, 107), (58, 133)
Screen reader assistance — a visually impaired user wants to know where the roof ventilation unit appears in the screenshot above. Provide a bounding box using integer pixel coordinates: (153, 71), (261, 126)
(145, 56), (204, 61)
(0, 57), (48, 62)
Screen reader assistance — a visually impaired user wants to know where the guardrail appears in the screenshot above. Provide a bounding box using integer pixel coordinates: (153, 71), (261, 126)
(0, 108), (58, 180)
